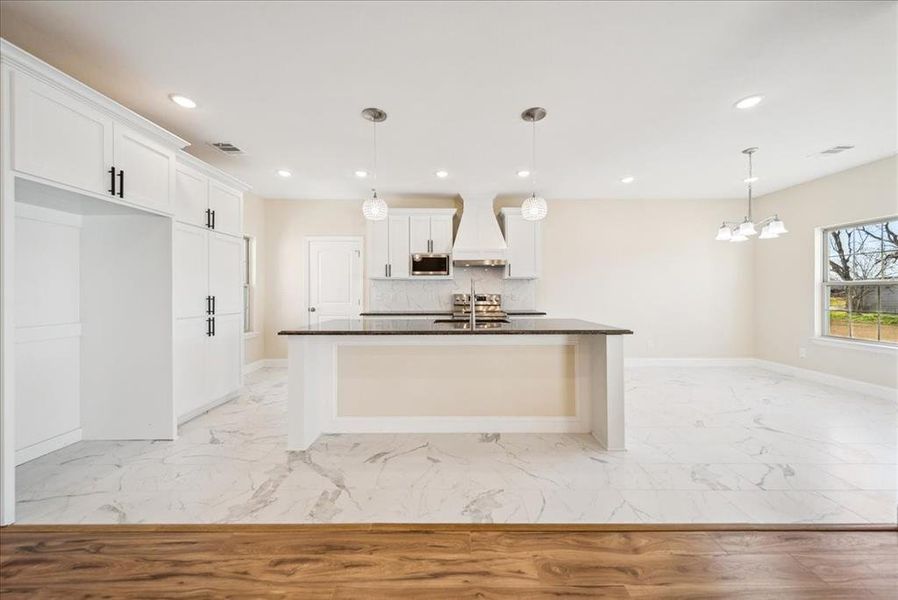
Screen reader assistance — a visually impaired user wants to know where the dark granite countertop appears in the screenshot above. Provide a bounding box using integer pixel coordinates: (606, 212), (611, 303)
(279, 318), (632, 336)
(359, 309), (548, 317)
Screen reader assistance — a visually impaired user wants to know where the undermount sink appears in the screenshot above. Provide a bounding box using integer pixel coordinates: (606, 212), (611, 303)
(432, 319), (510, 329)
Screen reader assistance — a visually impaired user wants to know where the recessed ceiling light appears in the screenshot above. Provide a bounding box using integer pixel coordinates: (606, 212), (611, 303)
(355, 170), (369, 178)
(621, 176), (635, 184)
(744, 176), (759, 183)
(435, 170), (449, 178)
(276, 169), (292, 178)
(169, 94), (197, 109)
(517, 170), (531, 178)
(734, 95), (764, 110)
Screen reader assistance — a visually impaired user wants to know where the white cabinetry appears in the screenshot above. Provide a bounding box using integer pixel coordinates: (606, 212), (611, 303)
(173, 153), (244, 236)
(500, 207), (541, 279)
(11, 70), (113, 196)
(174, 165), (208, 228)
(112, 123), (174, 213)
(366, 209), (456, 279)
(409, 214), (453, 254)
(9, 68), (179, 214)
(173, 224), (243, 421)
(387, 215), (411, 279)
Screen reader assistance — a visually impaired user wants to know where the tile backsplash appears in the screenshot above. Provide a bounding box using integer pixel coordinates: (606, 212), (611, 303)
(368, 267), (538, 310)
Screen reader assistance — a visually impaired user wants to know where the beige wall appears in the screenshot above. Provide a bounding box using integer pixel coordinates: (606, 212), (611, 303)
(243, 193), (267, 365)
(500, 196), (755, 358)
(249, 158), (897, 389)
(262, 195), (457, 359)
(753, 155), (898, 388)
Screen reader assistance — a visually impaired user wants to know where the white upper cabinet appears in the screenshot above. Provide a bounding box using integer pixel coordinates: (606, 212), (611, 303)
(174, 165), (209, 228)
(208, 180), (243, 237)
(500, 208), (541, 279)
(430, 215), (454, 253)
(11, 70), (113, 196)
(366, 209), (456, 279)
(112, 123), (175, 213)
(409, 215), (431, 254)
(387, 215), (411, 279)
(173, 155), (247, 237)
(366, 218), (390, 279)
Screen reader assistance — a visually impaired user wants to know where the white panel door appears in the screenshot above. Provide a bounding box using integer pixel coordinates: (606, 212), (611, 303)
(173, 224), (209, 319)
(174, 316), (209, 419)
(113, 123), (175, 213)
(208, 181), (242, 236)
(11, 70), (113, 195)
(430, 215), (454, 253)
(387, 215), (410, 278)
(174, 165), (208, 227)
(504, 213), (540, 279)
(208, 232), (243, 315)
(308, 239), (361, 326)
(409, 215), (431, 254)
(206, 313), (242, 401)
(366, 219), (389, 279)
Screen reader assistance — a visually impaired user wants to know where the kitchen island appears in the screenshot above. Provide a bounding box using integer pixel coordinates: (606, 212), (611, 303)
(278, 319), (632, 451)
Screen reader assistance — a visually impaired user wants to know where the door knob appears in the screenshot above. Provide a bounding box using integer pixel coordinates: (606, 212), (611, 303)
(309, 307), (317, 312)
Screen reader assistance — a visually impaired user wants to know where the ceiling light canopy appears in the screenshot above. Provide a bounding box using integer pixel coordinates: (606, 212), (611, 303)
(276, 169), (292, 178)
(435, 170), (449, 178)
(355, 170), (368, 178)
(621, 176), (635, 184)
(715, 147), (786, 243)
(517, 170), (530, 178)
(734, 95), (764, 110)
(169, 94), (197, 109)
(520, 107), (548, 221)
(360, 107), (388, 221)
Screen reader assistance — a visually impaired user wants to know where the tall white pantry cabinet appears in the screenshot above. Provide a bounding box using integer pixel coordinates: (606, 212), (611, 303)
(0, 39), (249, 524)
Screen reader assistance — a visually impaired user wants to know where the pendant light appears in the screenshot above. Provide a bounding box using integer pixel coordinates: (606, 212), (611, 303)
(361, 107), (388, 221)
(715, 147), (787, 242)
(521, 107), (548, 221)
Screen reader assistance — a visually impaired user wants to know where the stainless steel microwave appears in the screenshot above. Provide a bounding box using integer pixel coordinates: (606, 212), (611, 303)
(411, 253), (451, 276)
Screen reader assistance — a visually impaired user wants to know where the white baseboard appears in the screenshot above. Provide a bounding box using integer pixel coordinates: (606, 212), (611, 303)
(626, 356), (896, 401)
(242, 358), (287, 374)
(626, 357), (755, 368)
(15, 428), (82, 465)
(178, 392), (240, 425)
(752, 359), (897, 401)
(330, 416), (588, 435)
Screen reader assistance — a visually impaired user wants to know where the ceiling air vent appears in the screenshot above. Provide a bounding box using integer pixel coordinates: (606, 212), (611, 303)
(209, 141), (246, 155)
(819, 145), (855, 155)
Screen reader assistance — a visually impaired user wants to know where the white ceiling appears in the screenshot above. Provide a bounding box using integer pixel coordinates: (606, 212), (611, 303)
(1, 1), (895, 201)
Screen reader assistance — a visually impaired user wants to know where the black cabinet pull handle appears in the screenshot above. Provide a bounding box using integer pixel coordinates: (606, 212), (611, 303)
(211, 316), (216, 337)
(108, 167), (116, 195)
(206, 317), (212, 337)
(211, 209), (216, 230)
(117, 170), (124, 198)
(211, 295), (216, 315)
(206, 295), (212, 315)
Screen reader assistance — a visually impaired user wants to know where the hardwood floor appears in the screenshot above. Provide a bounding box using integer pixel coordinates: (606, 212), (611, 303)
(1, 525), (895, 598)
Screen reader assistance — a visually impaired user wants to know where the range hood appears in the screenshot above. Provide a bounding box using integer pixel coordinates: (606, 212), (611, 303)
(452, 193), (508, 267)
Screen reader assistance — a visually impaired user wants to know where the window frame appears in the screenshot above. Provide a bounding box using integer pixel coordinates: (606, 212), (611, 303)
(242, 235), (255, 335)
(819, 217), (897, 347)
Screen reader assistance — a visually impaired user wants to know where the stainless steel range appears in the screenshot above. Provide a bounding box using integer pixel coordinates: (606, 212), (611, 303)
(450, 293), (508, 322)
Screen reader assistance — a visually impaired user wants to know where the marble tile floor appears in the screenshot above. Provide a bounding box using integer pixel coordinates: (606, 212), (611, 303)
(15, 366), (897, 524)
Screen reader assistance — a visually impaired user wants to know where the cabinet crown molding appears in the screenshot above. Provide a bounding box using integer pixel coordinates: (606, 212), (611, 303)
(1, 37), (188, 151)
(176, 151), (251, 192)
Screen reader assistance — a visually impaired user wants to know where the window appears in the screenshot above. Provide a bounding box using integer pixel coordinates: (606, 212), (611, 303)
(822, 218), (897, 344)
(243, 235), (254, 334)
